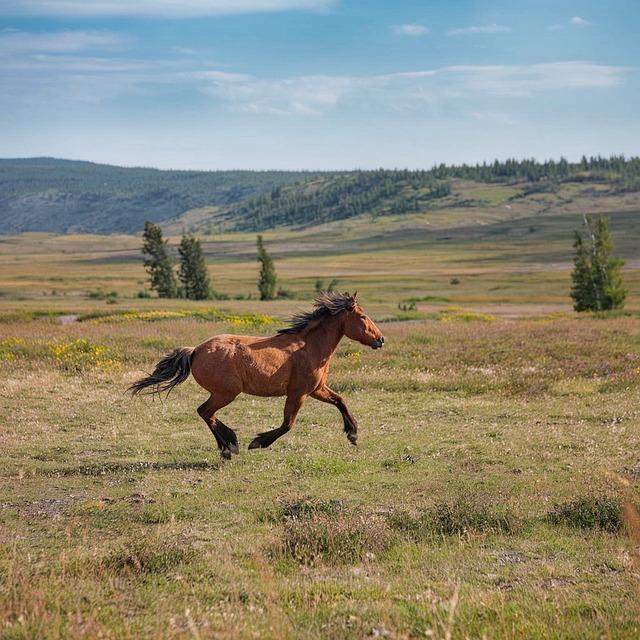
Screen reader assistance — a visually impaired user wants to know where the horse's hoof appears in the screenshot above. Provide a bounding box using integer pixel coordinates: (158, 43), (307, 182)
(347, 434), (358, 446)
(228, 442), (240, 455)
(220, 448), (232, 460)
(248, 438), (263, 450)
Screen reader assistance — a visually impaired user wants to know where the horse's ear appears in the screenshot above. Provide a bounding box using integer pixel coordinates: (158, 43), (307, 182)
(353, 290), (358, 300)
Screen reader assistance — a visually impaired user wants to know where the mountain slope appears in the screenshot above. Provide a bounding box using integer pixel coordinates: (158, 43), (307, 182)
(1, 156), (639, 235)
(0, 158), (316, 234)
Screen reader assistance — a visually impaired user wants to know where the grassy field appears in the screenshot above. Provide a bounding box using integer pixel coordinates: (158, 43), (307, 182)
(1, 182), (639, 315)
(1, 201), (639, 638)
(1, 311), (639, 639)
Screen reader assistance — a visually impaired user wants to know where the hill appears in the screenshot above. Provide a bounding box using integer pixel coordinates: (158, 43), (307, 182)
(0, 158), (317, 234)
(225, 156), (640, 231)
(1, 156), (639, 235)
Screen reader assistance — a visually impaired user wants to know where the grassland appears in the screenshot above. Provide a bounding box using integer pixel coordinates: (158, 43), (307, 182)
(1, 196), (639, 638)
(1, 178), (639, 315)
(1, 311), (640, 639)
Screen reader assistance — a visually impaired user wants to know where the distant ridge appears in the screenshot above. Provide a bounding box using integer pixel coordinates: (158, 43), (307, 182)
(0, 156), (638, 235)
(0, 157), (318, 234)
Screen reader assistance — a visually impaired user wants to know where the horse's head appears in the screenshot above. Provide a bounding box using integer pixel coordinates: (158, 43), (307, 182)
(343, 293), (385, 349)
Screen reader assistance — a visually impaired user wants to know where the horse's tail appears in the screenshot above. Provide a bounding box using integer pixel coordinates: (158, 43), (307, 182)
(128, 347), (194, 397)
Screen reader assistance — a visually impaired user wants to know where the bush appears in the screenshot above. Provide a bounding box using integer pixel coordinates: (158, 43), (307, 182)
(88, 290), (118, 303)
(548, 495), (622, 532)
(276, 287), (296, 299)
(275, 513), (394, 565)
(388, 498), (519, 538)
(280, 497), (344, 521)
(100, 538), (196, 575)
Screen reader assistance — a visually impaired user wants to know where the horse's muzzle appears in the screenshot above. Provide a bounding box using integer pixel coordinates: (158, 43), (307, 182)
(371, 337), (385, 349)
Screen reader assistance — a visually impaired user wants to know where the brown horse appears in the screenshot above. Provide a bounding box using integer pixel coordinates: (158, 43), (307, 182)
(129, 292), (385, 458)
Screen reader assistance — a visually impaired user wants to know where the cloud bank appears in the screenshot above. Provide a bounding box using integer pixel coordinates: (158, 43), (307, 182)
(0, 0), (336, 18)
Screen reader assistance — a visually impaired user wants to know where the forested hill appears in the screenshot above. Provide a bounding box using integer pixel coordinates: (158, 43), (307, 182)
(228, 156), (640, 231)
(1, 156), (639, 234)
(0, 158), (317, 234)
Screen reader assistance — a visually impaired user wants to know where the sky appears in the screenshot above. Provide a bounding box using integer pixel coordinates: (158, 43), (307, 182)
(0, 0), (638, 170)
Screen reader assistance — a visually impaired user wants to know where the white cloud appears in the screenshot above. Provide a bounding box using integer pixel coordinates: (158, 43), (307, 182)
(1, 0), (336, 18)
(545, 24), (564, 32)
(203, 74), (353, 115)
(198, 61), (628, 115)
(392, 24), (430, 37)
(570, 16), (592, 27)
(2, 57), (627, 115)
(0, 30), (131, 54)
(448, 24), (512, 36)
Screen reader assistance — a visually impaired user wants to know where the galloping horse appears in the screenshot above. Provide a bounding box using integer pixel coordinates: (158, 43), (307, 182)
(129, 292), (385, 458)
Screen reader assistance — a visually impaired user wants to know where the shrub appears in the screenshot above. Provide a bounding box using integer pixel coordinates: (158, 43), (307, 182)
(276, 287), (296, 299)
(275, 513), (394, 564)
(548, 495), (622, 532)
(88, 290), (118, 303)
(388, 498), (519, 538)
(100, 538), (195, 575)
(280, 497), (344, 521)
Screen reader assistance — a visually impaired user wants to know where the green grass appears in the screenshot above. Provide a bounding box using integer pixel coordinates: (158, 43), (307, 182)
(1, 313), (639, 638)
(1, 192), (639, 637)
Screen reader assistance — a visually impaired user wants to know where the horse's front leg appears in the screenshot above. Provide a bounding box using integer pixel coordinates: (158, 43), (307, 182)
(248, 393), (306, 450)
(311, 384), (358, 445)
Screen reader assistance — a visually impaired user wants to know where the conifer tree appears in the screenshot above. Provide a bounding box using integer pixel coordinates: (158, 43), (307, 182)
(142, 221), (178, 298)
(571, 216), (626, 311)
(256, 235), (277, 300)
(178, 235), (211, 300)
(570, 231), (594, 312)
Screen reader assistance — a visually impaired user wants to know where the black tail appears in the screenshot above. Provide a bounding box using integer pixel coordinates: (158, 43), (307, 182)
(128, 347), (194, 397)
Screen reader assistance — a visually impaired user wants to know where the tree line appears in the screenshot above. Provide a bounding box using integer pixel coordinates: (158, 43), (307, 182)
(142, 222), (281, 301)
(230, 155), (640, 231)
(232, 170), (452, 231)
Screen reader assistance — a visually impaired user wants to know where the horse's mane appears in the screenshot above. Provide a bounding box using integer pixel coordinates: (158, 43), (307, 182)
(278, 292), (357, 335)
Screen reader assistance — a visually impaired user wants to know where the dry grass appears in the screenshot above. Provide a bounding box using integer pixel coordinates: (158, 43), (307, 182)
(1, 270), (639, 637)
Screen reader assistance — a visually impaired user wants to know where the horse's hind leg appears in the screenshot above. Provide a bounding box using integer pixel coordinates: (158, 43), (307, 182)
(197, 394), (239, 459)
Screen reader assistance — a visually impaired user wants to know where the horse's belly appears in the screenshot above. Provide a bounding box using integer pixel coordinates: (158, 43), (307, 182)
(241, 358), (290, 397)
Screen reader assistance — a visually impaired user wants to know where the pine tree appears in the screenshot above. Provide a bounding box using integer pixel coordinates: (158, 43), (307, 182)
(256, 235), (277, 300)
(142, 221), (178, 298)
(570, 231), (594, 311)
(589, 216), (626, 310)
(178, 235), (211, 300)
(570, 216), (626, 311)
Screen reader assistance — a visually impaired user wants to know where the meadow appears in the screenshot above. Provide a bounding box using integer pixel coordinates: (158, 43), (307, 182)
(1, 207), (639, 639)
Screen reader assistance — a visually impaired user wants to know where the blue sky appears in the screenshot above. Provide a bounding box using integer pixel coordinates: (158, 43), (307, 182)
(1, 0), (638, 169)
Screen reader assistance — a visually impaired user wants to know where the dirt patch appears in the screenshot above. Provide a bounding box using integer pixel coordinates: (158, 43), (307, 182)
(22, 493), (88, 518)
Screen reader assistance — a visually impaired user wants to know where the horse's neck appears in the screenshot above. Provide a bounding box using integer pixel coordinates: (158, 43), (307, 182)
(303, 316), (344, 365)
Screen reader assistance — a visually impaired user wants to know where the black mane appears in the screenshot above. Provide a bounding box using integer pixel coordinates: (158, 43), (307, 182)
(278, 292), (357, 335)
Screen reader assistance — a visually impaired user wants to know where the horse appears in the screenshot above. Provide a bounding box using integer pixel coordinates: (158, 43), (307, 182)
(128, 292), (385, 458)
